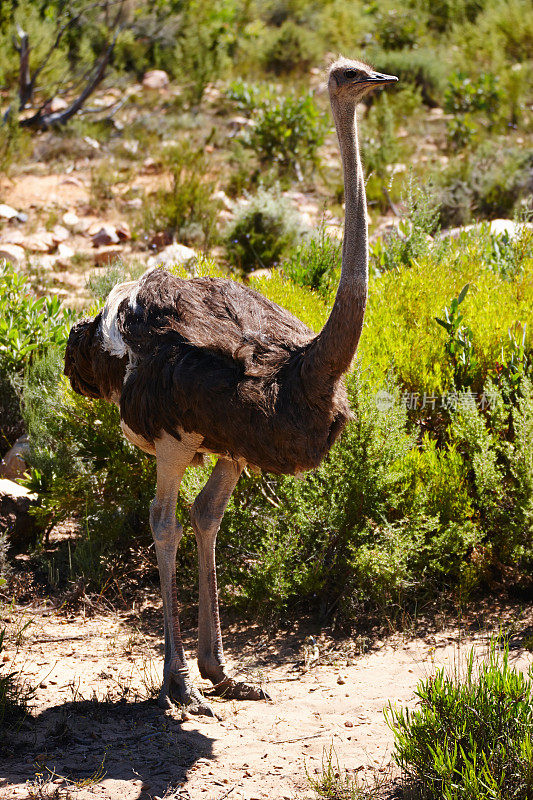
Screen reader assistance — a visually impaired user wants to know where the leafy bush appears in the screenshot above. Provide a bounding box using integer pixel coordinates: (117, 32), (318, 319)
(0, 261), (72, 457)
(143, 142), (220, 250)
(388, 640), (533, 800)
(374, 5), (425, 50)
(436, 145), (533, 225)
(173, 0), (235, 104)
(444, 71), (503, 122)
(225, 187), (303, 272)
(370, 48), (445, 107)
(228, 82), (328, 178)
(283, 227), (341, 300)
(261, 20), (319, 74)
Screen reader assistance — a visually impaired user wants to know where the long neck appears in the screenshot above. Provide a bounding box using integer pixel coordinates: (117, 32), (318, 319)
(301, 95), (368, 384)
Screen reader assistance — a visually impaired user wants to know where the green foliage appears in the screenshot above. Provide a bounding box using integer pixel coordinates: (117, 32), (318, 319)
(228, 82), (328, 178)
(436, 145), (533, 226)
(388, 640), (533, 800)
(261, 19), (319, 74)
(361, 94), (400, 210)
(370, 48), (446, 107)
(444, 71), (503, 121)
(0, 261), (72, 374)
(370, 179), (440, 274)
(0, 625), (33, 725)
(435, 283), (479, 389)
(143, 142), (220, 249)
(283, 227), (341, 300)
(225, 187), (303, 272)
(173, 0), (235, 104)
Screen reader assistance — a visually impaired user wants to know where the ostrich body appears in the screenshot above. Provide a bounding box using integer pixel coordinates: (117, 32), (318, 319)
(64, 58), (397, 715)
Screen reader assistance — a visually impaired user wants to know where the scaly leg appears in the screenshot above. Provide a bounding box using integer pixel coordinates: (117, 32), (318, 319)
(191, 458), (270, 701)
(151, 432), (213, 715)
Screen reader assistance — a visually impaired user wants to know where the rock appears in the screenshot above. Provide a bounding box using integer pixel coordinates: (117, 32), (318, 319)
(440, 219), (533, 240)
(125, 197), (143, 209)
(43, 96), (68, 114)
(0, 203), (19, 220)
(62, 211), (85, 233)
(0, 435), (30, 481)
(344, 720), (353, 728)
(149, 231), (173, 251)
(0, 243), (25, 265)
(337, 675), (346, 685)
(1, 229), (25, 246)
(142, 69), (169, 89)
(146, 243), (197, 269)
(57, 242), (74, 260)
(142, 157), (159, 174)
(26, 231), (55, 253)
(83, 135), (100, 150)
(91, 225), (120, 247)
(213, 190), (233, 212)
(51, 224), (70, 244)
(116, 221), (131, 242)
(0, 478), (38, 552)
(93, 246), (123, 266)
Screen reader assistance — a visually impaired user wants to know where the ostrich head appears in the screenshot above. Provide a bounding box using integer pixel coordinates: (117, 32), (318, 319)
(64, 316), (103, 399)
(328, 57), (398, 100)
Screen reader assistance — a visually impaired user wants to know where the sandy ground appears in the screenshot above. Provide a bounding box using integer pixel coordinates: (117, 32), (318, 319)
(1, 597), (532, 800)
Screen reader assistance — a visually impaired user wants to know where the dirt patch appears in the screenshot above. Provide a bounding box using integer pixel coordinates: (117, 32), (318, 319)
(1, 599), (532, 800)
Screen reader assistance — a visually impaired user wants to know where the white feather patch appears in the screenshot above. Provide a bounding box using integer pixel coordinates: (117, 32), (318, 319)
(100, 280), (137, 358)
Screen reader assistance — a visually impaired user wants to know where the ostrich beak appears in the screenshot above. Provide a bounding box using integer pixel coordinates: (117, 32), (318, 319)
(365, 71), (398, 86)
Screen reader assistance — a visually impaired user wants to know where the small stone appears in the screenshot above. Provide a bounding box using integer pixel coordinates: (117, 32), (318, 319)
(57, 242), (74, 260)
(0, 435), (30, 481)
(0, 204), (18, 220)
(43, 97), (68, 114)
(62, 211), (80, 230)
(51, 224), (70, 244)
(146, 242), (197, 269)
(337, 675), (346, 685)
(142, 157), (159, 173)
(91, 225), (119, 247)
(116, 221), (131, 241)
(142, 69), (169, 89)
(93, 246), (123, 266)
(181, 710), (191, 721)
(0, 243), (25, 265)
(1, 230), (24, 246)
(26, 232), (55, 253)
(344, 720), (353, 728)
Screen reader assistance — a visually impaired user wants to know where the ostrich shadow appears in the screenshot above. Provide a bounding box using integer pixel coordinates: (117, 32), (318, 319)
(1, 697), (214, 798)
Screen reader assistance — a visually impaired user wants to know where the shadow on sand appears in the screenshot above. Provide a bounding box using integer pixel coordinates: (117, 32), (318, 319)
(1, 697), (214, 798)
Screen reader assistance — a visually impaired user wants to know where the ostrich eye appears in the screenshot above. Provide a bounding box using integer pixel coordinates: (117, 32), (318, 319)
(343, 69), (360, 80)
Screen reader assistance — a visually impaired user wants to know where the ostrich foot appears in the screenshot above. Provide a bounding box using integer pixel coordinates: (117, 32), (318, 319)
(158, 673), (215, 716)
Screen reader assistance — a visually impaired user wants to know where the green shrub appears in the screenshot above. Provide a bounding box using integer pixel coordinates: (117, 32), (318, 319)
(143, 142), (220, 250)
(369, 48), (445, 107)
(374, 5), (425, 50)
(225, 187), (303, 272)
(283, 227), (341, 300)
(261, 20), (319, 74)
(388, 639), (533, 800)
(436, 145), (533, 225)
(228, 82), (328, 178)
(173, 0), (235, 104)
(370, 179), (441, 274)
(0, 261), (72, 456)
(361, 94), (400, 210)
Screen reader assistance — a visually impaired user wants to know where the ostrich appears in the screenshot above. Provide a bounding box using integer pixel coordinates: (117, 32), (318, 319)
(64, 58), (397, 715)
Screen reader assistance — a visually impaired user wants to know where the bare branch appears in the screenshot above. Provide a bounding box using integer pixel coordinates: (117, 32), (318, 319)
(20, 35), (118, 129)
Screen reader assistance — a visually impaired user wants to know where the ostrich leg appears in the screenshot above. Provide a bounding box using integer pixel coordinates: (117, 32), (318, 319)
(151, 433), (213, 715)
(191, 458), (270, 700)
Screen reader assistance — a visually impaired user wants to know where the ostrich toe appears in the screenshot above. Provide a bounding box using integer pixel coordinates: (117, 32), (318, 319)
(158, 675), (215, 717)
